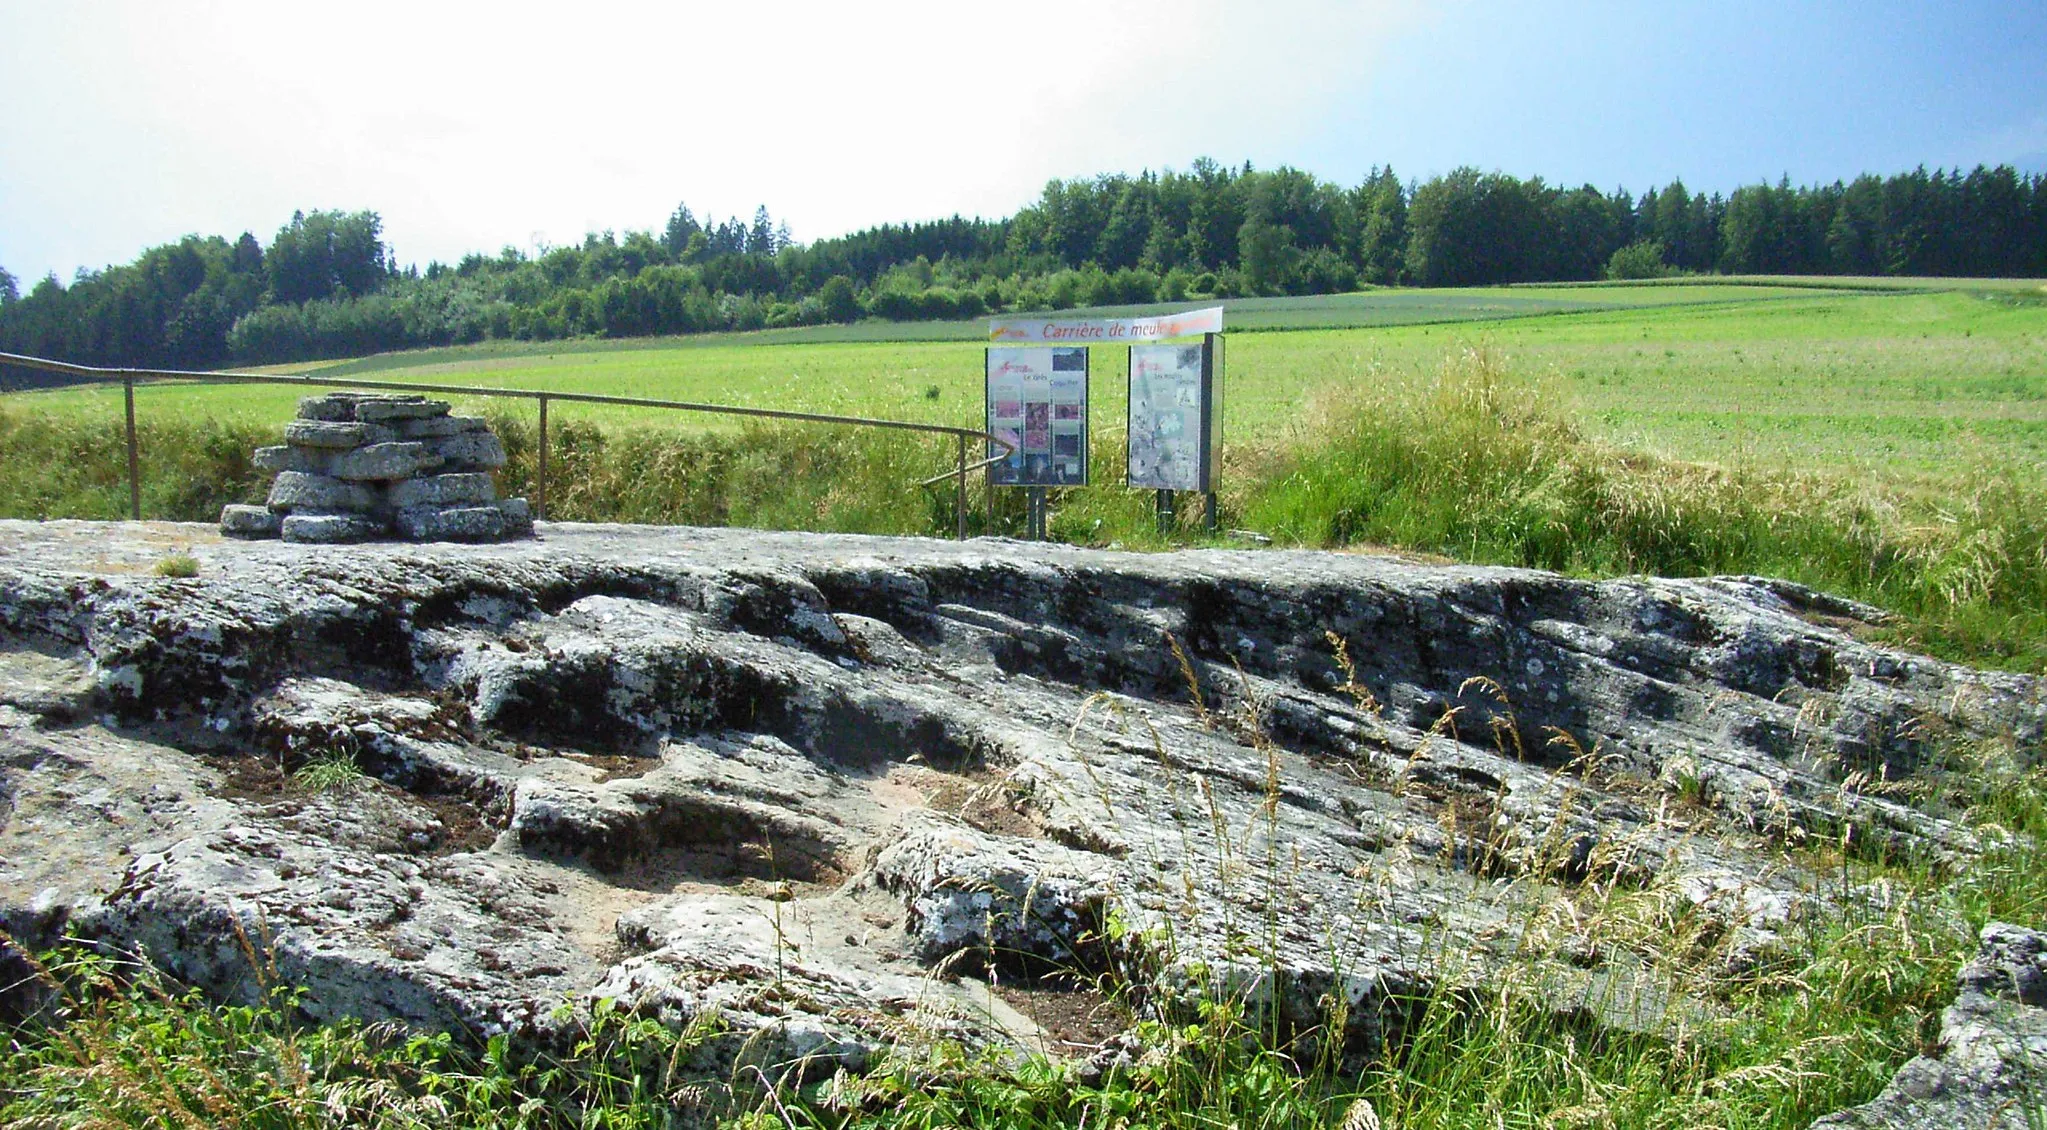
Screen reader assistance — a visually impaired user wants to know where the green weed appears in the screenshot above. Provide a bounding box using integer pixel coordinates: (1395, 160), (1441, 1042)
(290, 750), (365, 794)
(152, 553), (200, 578)
(0, 942), (731, 1129)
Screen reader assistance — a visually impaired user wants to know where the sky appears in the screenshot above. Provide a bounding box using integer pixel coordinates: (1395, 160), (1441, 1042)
(3, 0), (2044, 282)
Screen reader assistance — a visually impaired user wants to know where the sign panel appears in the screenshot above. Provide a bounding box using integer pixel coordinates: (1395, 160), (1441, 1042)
(990, 305), (1224, 344)
(1128, 335), (1223, 492)
(986, 347), (1088, 486)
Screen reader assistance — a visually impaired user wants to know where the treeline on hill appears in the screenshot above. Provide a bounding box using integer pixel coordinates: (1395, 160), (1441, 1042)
(3, 159), (2045, 370)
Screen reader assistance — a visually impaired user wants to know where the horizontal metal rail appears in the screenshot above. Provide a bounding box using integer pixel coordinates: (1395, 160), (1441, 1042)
(0, 351), (1014, 538)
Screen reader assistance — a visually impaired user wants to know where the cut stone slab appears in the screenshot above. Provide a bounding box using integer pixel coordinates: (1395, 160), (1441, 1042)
(395, 504), (506, 542)
(251, 445), (325, 474)
(297, 393), (375, 422)
(397, 415), (490, 440)
(427, 431), (507, 470)
(328, 442), (443, 483)
(354, 398), (451, 423)
(218, 504), (283, 539)
(387, 472), (496, 510)
(266, 471), (379, 513)
(495, 497), (534, 536)
(284, 420), (397, 450)
(279, 512), (383, 544)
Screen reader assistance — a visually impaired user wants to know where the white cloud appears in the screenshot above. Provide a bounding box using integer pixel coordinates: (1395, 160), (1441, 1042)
(1, 0), (1432, 275)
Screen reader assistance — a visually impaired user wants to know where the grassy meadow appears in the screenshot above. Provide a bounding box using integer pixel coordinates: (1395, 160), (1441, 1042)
(3, 278), (2045, 668)
(11, 280), (2042, 476)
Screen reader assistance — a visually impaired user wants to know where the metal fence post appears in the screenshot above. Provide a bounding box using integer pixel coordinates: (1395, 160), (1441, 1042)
(123, 378), (140, 520)
(0, 351), (1015, 533)
(955, 434), (967, 540)
(536, 395), (549, 521)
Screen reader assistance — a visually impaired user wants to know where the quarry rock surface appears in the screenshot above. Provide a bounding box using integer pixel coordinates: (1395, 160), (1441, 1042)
(1814, 922), (2047, 1129)
(0, 520), (2041, 1086)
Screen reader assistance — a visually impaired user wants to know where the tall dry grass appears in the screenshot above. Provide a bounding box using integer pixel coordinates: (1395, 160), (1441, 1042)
(1239, 344), (2047, 669)
(2, 349), (2042, 669)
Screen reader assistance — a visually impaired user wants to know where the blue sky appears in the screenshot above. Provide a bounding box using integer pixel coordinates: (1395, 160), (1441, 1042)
(2, 0), (2042, 283)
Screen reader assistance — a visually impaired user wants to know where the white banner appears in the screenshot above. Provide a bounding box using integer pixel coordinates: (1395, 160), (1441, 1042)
(990, 305), (1223, 344)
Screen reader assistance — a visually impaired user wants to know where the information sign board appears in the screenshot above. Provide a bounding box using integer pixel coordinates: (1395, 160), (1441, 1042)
(986, 347), (1088, 486)
(1127, 334), (1222, 491)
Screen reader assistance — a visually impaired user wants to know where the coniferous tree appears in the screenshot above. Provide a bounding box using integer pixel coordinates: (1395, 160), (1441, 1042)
(662, 204), (701, 256)
(1352, 166), (1408, 284)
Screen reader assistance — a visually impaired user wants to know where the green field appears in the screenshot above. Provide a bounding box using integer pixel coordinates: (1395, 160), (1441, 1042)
(6, 278), (2045, 666)
(13, 279), (2043, 488)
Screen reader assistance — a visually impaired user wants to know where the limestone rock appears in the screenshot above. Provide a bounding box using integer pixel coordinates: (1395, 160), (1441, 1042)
(297, 393), (373, 422)
(1, 522), (2039, 1075)
(251, 445), (325, 474)
(388, 473), (497, 510)
(266, 470), (378, 513)
(398, 415), (490, 440)
(394, 505), (506, 542)
(280, 511), (383, 543)
(218, 504), (282, 538)
(284, 420), (397, 449)
(354, 397), (450, 423)
(495, 497), (534, 536)
(428, 431), (507, 470)
(229, 397), (528, 544)
(327, 442), (443, 482)
(1814, 922), (2047, 1129)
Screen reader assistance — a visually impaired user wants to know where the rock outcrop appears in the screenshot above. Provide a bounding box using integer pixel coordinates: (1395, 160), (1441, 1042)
(1815, 922), (2047, 1129)
(218, 393), (532, 543)
(0, 520), (2040, 1081)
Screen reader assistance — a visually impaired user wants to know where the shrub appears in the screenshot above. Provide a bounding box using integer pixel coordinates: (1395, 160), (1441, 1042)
(818, 275), (860, 323)
(1605, 240), (1674, 280)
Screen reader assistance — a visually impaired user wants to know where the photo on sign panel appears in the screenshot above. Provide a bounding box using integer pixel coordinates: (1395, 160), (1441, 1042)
(1024, 403), (1050, 451)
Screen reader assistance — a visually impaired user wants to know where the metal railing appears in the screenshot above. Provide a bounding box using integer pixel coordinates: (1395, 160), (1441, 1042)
(0, 352), (1013, 539)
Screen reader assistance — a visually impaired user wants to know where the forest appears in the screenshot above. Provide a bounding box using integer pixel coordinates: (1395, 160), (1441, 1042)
(3, 158), (2044, 370)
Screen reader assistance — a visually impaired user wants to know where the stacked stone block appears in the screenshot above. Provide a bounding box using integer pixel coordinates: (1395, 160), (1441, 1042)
(220, 393), (534, 544)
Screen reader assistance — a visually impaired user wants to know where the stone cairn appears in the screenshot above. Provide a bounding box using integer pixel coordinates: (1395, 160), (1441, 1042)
(220, 393), (534, 544)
